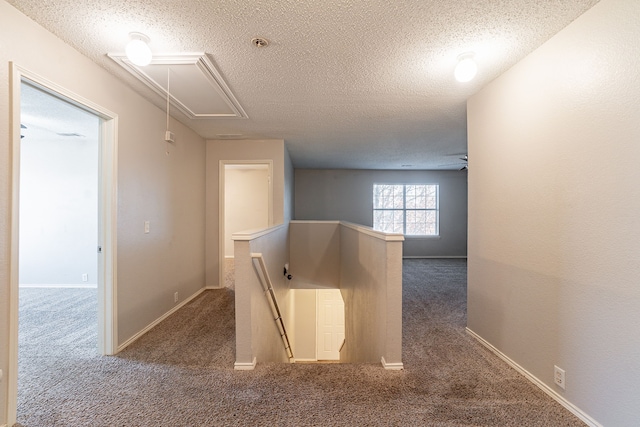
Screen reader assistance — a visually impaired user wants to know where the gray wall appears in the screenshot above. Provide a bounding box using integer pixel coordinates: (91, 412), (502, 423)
(467, 0), (640, 425)
(294, 169), (467, 257)
(283, 146), (294, 223)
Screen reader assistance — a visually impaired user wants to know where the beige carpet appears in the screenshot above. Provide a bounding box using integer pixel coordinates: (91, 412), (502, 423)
(16, 259), (586, 426)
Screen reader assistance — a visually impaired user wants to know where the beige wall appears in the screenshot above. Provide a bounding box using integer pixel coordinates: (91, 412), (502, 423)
(234, 225), (291, 365)
(0, 3), (206, 423)
(467, 0), (640, 425)
(339, 223), (403, 365)
(205, 139), (292, 288)
(290, 289), (318, 360)
(224, 166), (270, 257)
(289, 221), (340, 288)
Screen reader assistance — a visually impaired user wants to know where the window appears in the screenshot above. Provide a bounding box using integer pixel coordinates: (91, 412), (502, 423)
(373, 184), (439, 235)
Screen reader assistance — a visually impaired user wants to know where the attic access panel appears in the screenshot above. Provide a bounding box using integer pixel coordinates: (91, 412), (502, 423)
(108, 53), (248, 119)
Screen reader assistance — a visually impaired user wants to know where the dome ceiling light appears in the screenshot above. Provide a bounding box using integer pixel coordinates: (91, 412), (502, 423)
(126, 32), (153, 66)
(454, 52), (477, 83)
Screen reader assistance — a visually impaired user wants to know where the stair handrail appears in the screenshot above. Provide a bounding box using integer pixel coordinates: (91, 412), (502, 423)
(251, 253), (294, 360)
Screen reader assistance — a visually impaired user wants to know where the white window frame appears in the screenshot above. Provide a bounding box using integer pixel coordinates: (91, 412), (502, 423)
(373, 184), (439, 236)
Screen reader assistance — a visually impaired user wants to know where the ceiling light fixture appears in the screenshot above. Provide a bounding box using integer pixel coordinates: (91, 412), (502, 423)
(126, 32), (152, 66)
(454, 52), (477, 83)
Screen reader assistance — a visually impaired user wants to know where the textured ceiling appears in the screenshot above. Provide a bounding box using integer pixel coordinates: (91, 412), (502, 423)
(8, 0), (600, 169)
(20, 82), (99, 144)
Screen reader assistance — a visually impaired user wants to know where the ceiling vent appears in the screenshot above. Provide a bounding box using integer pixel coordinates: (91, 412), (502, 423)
(108, 53), (248, 119)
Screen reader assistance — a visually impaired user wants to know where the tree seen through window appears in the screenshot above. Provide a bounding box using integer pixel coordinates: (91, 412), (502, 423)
(373, 184), (438, 235)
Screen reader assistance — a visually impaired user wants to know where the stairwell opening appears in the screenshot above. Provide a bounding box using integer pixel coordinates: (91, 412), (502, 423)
(289, 288), (345, 363)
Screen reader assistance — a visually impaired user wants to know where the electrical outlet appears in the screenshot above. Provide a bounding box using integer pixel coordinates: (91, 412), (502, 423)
(554, 365), (566, 389)
(174, 292), (179, 303)
(144, 220), (150, 234)
(82, 273), (88, 282)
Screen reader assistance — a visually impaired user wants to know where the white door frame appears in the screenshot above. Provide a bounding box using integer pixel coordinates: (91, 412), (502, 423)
(218, 160), (273, 288)
(7, 63), (118, 424)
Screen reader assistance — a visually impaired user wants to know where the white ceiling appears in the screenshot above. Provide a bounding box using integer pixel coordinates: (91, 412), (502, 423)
(8, 0), (599, 170)
(20, 82), (99, 145)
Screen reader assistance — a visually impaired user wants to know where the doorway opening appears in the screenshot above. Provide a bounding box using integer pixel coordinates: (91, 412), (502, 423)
(8, 65), (117, 425)
(17, 80), (100, 423)
(290, 288), (345, 362)
(219, 161), (273, 288)
(19, 81), (99, 289)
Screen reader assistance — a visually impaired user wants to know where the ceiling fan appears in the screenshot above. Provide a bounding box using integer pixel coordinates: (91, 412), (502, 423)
(441, 154), (468, 170)
(459, 154), (468, 170)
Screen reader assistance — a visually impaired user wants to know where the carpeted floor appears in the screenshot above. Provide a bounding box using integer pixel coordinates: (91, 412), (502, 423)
(16, 259), (585, 426)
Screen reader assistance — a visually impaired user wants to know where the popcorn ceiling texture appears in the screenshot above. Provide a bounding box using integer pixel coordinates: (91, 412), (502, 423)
(7, 0), (599, 169)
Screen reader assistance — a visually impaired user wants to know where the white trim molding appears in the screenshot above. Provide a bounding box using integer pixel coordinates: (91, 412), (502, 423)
(466, 328), (602, 427)
(341, 221), (405, 242)
(381, 357), (404, 371)
(231, 224), (285, 241)
(234, 357), (257, 371)
(107, 53), (248, 119)
(402, 256), (467, 259)
(117, 288), (206, 352)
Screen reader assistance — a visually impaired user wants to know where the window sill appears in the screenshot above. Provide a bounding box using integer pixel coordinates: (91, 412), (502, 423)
(404, 235), (440, 239)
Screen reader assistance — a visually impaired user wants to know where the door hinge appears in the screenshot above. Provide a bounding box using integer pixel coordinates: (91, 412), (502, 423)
(98, 246), (102, 253)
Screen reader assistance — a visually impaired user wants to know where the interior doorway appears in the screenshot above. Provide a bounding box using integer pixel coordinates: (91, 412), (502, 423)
(17, 80), (100, 423)
(290, 288), (345, 362)
(8, 65), (118, 425)
(316, 289), (345, 361)
(19, 82), (99, 289)
(219, 161), (273, 288)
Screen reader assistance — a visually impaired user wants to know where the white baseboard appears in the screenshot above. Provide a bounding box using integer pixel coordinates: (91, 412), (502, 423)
(234, 357), (257, 370)
(205, 285), (225, 290)
(117, 288), (206, 352)
(381, 357), (404, 370)
(19, 284), (98, 288)
(465, 328), (602, 427)
(402, 256), (467, 259)
(293, 358), (318, 363)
